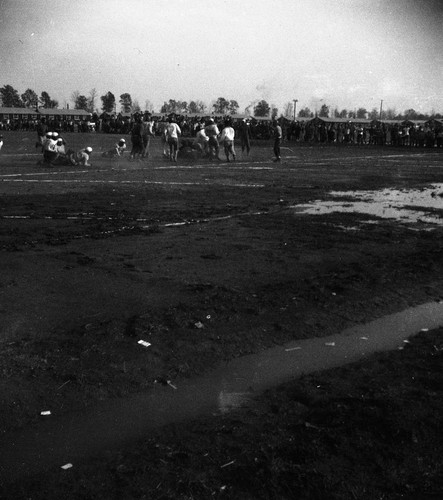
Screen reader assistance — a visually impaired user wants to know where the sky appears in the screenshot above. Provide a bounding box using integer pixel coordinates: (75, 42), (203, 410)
(0, 0), (442, 115)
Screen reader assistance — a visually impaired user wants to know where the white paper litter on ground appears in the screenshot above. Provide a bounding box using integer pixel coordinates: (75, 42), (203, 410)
(137, 340), (151, 347)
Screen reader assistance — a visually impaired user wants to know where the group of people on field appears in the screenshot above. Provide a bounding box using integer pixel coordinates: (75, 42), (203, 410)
(36, 118), (93, 167)
(30, 112), (285, 166)
(129, 112), (253, 163)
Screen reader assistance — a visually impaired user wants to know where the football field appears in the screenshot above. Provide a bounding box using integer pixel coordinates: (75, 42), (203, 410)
(1, 130), (443, 495)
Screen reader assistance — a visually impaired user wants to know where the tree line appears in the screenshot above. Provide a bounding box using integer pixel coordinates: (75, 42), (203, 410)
(282, 102), (442, 121)
(1, 84), (440, 121)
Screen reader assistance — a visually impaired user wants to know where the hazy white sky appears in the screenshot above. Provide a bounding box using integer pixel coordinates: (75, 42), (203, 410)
(0, 0), (442, 114)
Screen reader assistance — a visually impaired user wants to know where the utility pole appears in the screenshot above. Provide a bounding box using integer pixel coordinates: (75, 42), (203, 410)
(293, 99), (298, 120)
(380, 99), (383, 120)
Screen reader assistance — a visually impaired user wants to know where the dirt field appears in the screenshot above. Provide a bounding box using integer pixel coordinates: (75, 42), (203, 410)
(0, 131), (442, 498)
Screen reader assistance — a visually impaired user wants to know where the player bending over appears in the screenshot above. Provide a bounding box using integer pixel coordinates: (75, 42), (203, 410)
(102, 139), (126, 158)
(69, 147), (93, 166)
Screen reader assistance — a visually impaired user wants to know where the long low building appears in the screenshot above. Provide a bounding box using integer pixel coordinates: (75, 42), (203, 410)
(0, 107), (92, 122)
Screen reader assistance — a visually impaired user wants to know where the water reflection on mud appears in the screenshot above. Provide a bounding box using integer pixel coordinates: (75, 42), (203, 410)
(293, 184), (443, 227)
(2, 302), (443, 480)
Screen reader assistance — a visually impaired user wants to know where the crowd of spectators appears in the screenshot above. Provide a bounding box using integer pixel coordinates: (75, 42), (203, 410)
(283, 119), (443, 147)
(1, 112), (442, 148)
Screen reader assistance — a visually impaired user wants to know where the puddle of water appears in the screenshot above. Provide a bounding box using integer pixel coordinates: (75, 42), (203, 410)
(293, 184), (443, 227)
(0, 301), (442, 481)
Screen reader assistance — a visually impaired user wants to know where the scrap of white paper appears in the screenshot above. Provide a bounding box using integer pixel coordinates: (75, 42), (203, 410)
(137, 340), (151, 347)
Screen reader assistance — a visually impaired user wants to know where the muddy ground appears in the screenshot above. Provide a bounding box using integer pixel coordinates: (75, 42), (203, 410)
(0, 132), (442, 498)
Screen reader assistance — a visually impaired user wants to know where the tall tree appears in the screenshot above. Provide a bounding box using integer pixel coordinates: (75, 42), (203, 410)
(101, 91), (116, 113)
(179, 101), (188, 113)
(271, 105), (278, 119)
(71, 90), (80, 107)
(228, 100), (239, 114)
(253, 100), (271, 117)
(244, 100), (259, 116)
(403, 108), (418, 120)
(385, 108), (397, 120)
(0, 84), (23, 107)
(188, 100), (206, 113)
(368, 108), (379, 120)
(160, 100), (172, 113)
(188, 100), (198, 113)
(319, 104), (329, 117)
(212, 97), (230, 114)
(132, 99), (141, 113)
(74, 95), (89, 111)
(21, 88), (39, 108)
(160, 99), (188, 114)
(160, 100), (175, 113)
(88, 88), (98, 113)
(298, 107), (313, 118)
(356, 107), (367, 119)
(39, 91), (58, 108)
(119, 93), (133, 113)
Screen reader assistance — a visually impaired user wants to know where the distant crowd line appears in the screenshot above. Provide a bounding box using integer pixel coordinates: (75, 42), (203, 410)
(1, 111), (443, 148)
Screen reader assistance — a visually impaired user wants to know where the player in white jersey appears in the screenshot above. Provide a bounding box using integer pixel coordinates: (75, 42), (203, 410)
(204, 118), (221, 160)
(219, 121), (236, 162)
(165, 116), (181, 162)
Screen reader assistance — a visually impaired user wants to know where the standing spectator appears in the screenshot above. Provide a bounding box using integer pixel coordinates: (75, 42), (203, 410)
(129, 114), (144, 161)
(165, 116), (181, 162)
(141, 112), (155, 159)
(157, 117), (170, 158)
(219, 120), (236, 162)
(204, 118), (221, 160)
(36, 118), (48, 149)
(402, 126), (411, 146)
(239, 118), (251, 156)
(345, 123), (351, 143)
(273, 120), (282, 162)
(357, 125), (364, 145)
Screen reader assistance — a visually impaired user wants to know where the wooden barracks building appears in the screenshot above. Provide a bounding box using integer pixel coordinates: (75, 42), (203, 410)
(0, 107), (91, 128)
